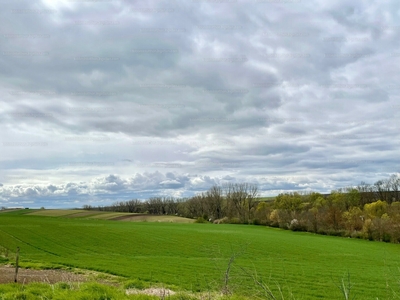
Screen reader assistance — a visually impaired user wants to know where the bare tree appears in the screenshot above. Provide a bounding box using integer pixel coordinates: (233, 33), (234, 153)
(388, 174), (400, 203)
(357, 181), (375, 206)
(224, 183), (259, 223)
(374, 179), (390, 202)
(206, 185), (224, 220)
(246, 183), (259, 222)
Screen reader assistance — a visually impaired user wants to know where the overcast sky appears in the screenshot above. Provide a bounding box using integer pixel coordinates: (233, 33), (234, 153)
(0, 0), (399, 208)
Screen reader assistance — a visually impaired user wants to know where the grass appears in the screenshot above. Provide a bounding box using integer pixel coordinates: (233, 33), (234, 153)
(0, 211), (399, 299)
(257, 197), (276, 202)
(0, 281), (256, 300)
(0, 282), (159, 300)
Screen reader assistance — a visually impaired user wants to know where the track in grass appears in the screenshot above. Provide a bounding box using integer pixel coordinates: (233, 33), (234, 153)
(0, 211), (399, 299)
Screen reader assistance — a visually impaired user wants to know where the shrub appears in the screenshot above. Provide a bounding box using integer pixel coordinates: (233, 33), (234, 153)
(194, 217), (207, 223)
(220, 217), (229, 224)
(325, 230), (346, 237)
(383, 233), (392, 243)
(229, 217), (241, 224)
(289, 219), (307, 231)
(350, 231), (363, 239)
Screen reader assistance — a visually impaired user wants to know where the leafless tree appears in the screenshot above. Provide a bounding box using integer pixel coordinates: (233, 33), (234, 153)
(224, 183), (259, 223)
(206, 185), (224, 220)
(388, 174), (400, 203)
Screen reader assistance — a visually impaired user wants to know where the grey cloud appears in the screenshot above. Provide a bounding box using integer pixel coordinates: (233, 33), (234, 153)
(0, 0), (399, 207)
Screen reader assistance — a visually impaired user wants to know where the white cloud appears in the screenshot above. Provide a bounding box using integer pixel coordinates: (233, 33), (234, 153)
(0, 0), (399, 207)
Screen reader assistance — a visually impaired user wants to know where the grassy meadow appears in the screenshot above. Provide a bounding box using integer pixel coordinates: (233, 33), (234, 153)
(0, 209), (399, 299)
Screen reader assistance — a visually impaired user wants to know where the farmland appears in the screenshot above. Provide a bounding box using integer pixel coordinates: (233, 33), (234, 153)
(26, 209), (195, 223)
(0, 209), (400, 299)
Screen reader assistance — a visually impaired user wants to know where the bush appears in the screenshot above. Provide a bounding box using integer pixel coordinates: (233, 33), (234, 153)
(288, 219), (307, 231)
(194, 217), (207, 223)
(383, 233), (392, 243)
(220, 217), (230, 224)
(350, 231), (363, 239)
(229, 217), (241, 224)
(324, 230), (346, 237)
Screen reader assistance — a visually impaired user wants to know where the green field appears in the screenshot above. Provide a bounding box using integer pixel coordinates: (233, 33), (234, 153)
(0, 209), (400, 299)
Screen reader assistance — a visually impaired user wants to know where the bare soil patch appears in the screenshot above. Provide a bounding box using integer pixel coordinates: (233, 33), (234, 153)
(0, 266), (87, 284)
(111, 214), (195, 223)
(63, 211), (102, 218)
(126, 287), (176, 297)
(110, 214), (148, 221)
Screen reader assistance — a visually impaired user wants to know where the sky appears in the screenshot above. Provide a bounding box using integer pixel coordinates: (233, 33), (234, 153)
(0, 0), (399, 208)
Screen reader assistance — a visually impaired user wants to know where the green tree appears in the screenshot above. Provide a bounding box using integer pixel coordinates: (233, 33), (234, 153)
(342, 207), (363, 232)
(309, 196), (326, 232)
(255, 202), (272, 225)
(344, 188), (361, 208)
(364, 200), (388, 218)
(364, 200), (390, 242)
(326, 191), (345, 230)
(274, 192), (303, 212)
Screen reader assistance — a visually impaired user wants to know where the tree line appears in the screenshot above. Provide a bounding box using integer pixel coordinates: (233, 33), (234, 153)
(83, 174), (400, 243)
(83, 183), (259, 224)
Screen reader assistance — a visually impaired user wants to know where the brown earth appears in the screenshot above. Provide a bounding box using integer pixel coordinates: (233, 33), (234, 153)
(63, 211), (102, 218)
(0, 209), (23, 214)
(110, 214), (148, 221)
(0, 266), (87, 284)
(126, 287), (176, 296)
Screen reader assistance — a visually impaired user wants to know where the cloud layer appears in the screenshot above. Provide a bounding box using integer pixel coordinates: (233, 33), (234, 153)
(1, 0), (399, 207)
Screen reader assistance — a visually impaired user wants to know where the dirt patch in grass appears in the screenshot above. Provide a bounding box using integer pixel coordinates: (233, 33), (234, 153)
(88, 212), (134, 219)
(63, 211), (102, 218)
(126, 287), (176, 297)
(0, 265), (87, 284)
(110, 214), (148, 221)
(111, 214), (195, 223)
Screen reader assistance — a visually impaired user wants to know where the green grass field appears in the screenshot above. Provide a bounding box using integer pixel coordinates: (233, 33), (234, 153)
(0, 209), (399, 299)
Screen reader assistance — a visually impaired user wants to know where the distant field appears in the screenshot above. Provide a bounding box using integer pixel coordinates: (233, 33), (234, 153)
(0, 209), (24, 214)
(0, 209), (399, 298)
(26, 209), (194, 223)
(257, 196), (276, 202)
(27, 209), (88, 217)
